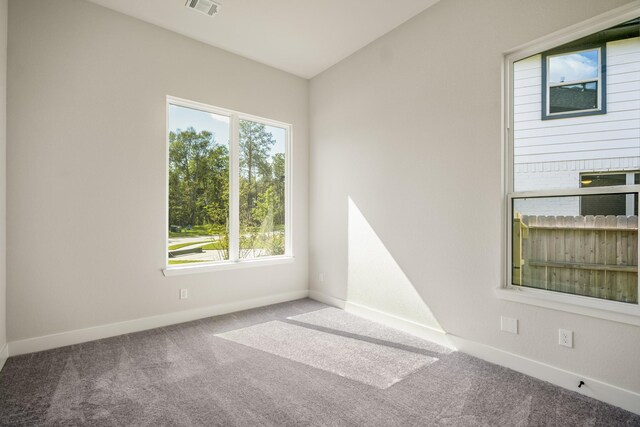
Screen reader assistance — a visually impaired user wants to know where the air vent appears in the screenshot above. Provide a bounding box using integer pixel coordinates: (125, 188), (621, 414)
(186, 0), (221, 17)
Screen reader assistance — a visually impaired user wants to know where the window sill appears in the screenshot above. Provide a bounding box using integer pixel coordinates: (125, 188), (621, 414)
(163, 256), (295, 277)
(495, 286), (640, 326)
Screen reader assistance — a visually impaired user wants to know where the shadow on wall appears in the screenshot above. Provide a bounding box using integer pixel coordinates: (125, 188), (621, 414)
(347, 197), (445, 335)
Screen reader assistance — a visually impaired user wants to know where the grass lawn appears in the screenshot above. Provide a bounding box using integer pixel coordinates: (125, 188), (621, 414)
(168, 240), (211, 250)
(200, 242), (227, 250)
(168, 259), (208, 265)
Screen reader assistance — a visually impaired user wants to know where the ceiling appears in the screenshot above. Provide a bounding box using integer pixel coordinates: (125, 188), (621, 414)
(85, 0), (440, 79)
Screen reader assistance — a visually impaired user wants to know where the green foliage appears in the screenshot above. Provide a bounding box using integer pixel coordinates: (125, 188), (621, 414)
(271, 153), (286, 225)
(239, 121), (276, 227)
(252, 186), (279, 225)
(169, 127), (229, 229)
(257, 211), (285, 256)
(200, 228), (229, 258)
(239, 196), (285, 257)
(168, 224), (218, 238)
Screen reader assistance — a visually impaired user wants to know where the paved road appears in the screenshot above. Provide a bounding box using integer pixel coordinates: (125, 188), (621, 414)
(168, 235), (220, 245)
(168, 235), (222, 262)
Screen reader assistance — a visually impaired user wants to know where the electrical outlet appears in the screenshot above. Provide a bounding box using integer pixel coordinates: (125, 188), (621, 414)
(180, 289), (188, 300)
(318, 273), (324, 283)
(500, 316), (518, 334)
(559, 329), (573, 348)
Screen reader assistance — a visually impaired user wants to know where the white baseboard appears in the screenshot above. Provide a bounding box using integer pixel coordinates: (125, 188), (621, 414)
(446, 334), (640, 415)
(308, 289), (346, 309)
(0, 343), (7, 372)
(8, 289), (309, 357)
(308, 290), (640, 415)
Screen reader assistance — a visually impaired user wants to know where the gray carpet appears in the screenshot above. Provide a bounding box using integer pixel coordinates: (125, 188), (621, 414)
(216, 313), (437, 389)
(0, 299), (637, 426)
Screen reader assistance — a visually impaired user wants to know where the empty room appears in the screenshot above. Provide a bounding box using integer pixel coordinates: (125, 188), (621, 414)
(0, 0), (639, 425)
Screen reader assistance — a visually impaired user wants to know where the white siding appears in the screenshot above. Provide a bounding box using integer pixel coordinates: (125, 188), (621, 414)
(513, 37), (640, 199)
(514, 195), (580, 217)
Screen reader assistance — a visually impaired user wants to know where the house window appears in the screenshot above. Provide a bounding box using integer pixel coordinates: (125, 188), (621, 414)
(167, 97), (291, 269)
(580, 172), (639, 216)
(507, 15), (640, 308)
(542, 47), (605, 119)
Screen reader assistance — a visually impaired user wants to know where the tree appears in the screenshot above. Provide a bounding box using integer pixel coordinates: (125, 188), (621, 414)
(271, 153), (285, 226)
(252, 186), (280, 226)
(239, 121), (275, 226)
(168, 127), (229, 229)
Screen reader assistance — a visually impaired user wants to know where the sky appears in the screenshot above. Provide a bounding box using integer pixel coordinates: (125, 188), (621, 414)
(168, 104), (285, 155)
(548, 49), (598, 84)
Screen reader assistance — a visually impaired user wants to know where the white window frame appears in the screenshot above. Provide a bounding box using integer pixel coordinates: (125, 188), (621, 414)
(498, 3), (640, 326)
(163, 96), (294, 276)
(543, 46), (604, 119)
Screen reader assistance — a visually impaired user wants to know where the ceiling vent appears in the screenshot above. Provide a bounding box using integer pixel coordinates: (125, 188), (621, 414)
(185, 0), (221, 17)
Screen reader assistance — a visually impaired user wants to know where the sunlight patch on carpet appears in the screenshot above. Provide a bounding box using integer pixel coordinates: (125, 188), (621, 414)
(216, 320), (435, 389)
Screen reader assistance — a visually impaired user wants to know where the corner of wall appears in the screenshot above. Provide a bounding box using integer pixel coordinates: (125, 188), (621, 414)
(0, 0), (8, 370)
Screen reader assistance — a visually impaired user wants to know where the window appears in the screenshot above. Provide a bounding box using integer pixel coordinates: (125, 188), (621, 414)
(506, 13), (640, 314)
(580, 172), (639, 216)
(542, 47), (605, 119)
(166, 97), (291, 271)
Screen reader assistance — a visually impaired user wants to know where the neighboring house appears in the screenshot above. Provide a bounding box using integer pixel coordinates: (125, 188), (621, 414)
(513, 19), (639, 216)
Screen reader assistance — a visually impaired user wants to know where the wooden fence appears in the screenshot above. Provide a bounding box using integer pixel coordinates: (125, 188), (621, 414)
(513, 215), (638, 304)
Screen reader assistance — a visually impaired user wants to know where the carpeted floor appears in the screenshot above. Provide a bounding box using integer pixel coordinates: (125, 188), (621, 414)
(0, 298), (638, 426)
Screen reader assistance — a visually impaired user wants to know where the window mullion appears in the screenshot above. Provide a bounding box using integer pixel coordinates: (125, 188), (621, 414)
(229, 113), (240, 262)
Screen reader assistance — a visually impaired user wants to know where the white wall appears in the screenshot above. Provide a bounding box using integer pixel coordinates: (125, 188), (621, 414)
(0, 0), (6, 361)
(7, 0), (308, 342)
(346, 197), (444, 332)
(309, 0), (640, 394)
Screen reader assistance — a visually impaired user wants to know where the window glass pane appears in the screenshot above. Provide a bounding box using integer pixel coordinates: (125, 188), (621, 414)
(512, 195), (638, 304)
(549, 81), (597, 113)
(239, 120), (286, 259)
(580, 194), (627, 216)
(548, 50), (598, 84)
(580, 174), (630, 216)
(580, 173), (627, 188)
(168, 104), (230, 264)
